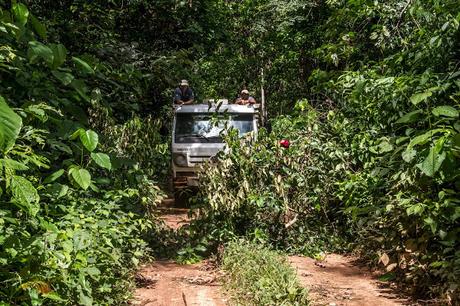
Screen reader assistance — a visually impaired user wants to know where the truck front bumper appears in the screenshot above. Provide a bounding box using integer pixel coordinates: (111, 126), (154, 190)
(173, 172), (199, 188)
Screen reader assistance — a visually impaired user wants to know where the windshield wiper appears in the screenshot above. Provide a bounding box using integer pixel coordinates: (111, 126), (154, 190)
(178, 133), (210, 141)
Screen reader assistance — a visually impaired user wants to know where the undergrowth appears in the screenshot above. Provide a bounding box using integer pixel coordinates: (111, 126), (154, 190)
(222, 240), (309, 306)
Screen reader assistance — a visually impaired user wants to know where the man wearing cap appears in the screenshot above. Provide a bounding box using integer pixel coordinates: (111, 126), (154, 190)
(174, 80), (195, 105)
(235, 89), (257, 105)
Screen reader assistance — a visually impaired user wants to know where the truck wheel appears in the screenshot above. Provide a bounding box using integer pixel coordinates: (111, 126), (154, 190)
(174, 188), (189, 207)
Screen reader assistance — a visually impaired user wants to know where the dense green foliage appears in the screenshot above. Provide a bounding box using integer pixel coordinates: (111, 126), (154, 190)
(0, 2), (166, 304)
(1, 0), (459, 304)
(222, 240), (308, 306)
(195, 0), (460, 302)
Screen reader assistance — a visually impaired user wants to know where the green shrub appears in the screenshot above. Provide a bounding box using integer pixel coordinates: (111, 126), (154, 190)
(0, 4), (165, 305)
(196, 0), (460, 302)
(0, 190), (153, 305)
(222, 240), (309, 306)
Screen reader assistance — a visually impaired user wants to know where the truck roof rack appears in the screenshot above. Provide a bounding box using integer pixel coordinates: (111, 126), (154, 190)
(175, 103), (259, 114)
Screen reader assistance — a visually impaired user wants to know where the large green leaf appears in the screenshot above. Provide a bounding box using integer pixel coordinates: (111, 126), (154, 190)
(12, 3), (29, 26)
(52, 70), (74, 86)
(43, 169), (65, 184)
(395, 110), (423, 124)
(410, 91), (432, 105)
(432, 106), (458, 118)
(69, 167), (91, 190)
(79, 130), (98, 152)
(10, 175), (40, 216)
(0, 96), (22, 154)
(70, 79), (90, 102)
(0, 158), (29, 171)
(28, 41), (54, 66)
(90, 152), (112, 170)
(50, 44), (67, 68)
(408, 128), (446, 148)
(29, 14), (47, 39)
(417, 138), (446, 177)
(72, 57), (94, 74)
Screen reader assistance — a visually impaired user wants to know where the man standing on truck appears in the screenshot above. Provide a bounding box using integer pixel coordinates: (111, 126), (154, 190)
(235, 89), (257, 105)
(174, 79), (195, 105)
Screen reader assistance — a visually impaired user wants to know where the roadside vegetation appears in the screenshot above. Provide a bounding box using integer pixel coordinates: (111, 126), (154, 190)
(0, 2), (167, 304)
(222, 240), (308, 306)
(0, 0), (459, 305)
(195, 0), (460, 303)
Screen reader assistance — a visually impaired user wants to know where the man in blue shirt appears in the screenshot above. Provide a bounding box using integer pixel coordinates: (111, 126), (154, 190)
(174, 79), (194, 105)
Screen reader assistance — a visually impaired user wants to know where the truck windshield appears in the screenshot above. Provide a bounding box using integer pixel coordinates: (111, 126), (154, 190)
(175, 113), (254, 143)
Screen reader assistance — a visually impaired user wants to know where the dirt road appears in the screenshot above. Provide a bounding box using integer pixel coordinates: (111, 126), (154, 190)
(133, 205), (411, 306)
(134, 260), (226, 306)
(290, 255), (410, 306)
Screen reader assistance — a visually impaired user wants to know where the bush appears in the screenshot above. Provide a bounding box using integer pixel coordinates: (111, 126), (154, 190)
(0, 190), (153, 305)
(0, 4), (165, 304)
(222, 240), (309, 306)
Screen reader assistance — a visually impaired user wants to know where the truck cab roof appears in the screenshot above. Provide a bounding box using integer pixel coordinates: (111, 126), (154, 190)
(175, 103), (260, 114)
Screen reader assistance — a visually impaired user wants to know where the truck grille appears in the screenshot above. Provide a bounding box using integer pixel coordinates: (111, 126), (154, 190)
(189, 155), (212, 165)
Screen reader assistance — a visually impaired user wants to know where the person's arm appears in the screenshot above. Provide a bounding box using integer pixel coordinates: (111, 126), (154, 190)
(183, 99), (193, 105)
(235, 98), (243, 105)
(174, 88), (183, 104)
(249, 97), (257, 104)
(182, 88), (195, 104)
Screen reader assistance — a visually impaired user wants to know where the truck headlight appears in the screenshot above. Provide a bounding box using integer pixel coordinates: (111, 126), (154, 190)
(173, 153), (187, 166)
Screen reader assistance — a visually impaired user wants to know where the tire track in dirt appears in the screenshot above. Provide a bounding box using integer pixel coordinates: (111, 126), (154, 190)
(290, 255), (413, 306)
(134, 260), (226, 306)
(133, 205), (227, 306)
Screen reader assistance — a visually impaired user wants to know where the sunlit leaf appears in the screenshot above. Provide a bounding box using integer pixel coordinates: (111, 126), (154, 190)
(90, 152), (111, 170)
(407, 128), (445, 148)
(72, 57), (94, 74)
(69, 167), (91, 190)
(432, 106), (458, 118)
(26, 104), (47, 122)
(0, 96), (22, 154)
(12, 3), (29, 26)
(0, 158), (29, 171)
(43, 169), (65, 184)
(43, 292), (66, 302)
(79, 130), (98, 152)
(70, 128), (85, 140)
(10, 175), (40, 216)
(402, 148), (416, 163)
(79, 291), (93, 306)
(410, 91), (432, 105)
(423, 216), (437, 233)
(417, 138), (446, 177)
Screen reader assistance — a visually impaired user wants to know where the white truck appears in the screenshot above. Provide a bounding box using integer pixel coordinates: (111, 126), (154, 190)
(171, 100), (261, 190)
